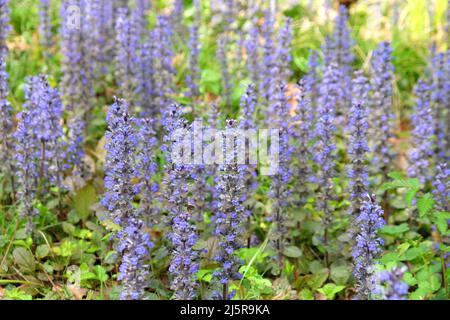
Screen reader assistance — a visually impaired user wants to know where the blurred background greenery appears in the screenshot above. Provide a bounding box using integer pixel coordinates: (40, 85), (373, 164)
(4, 0), (449, 115)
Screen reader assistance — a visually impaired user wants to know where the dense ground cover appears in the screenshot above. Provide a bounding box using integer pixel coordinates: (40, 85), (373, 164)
(0, 0), (449, 300)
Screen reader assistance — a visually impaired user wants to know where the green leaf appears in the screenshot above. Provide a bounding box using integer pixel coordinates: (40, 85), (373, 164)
(380, 252), (400, 264)
(387, 172), (406, 180)
(409, 286), (428, 300)
(196, 269), (213, 283)
(95, 265), (109, 282)
(416, 267), (441, 293)
(104, 250), (118, 264)
(405, 189), (418, 205)
(73, 184), (97, 222)
(306, 268), (329, 290)
(416, 193), (435, 218)
(12, 247), (35, 273)
(403, 272), (417, 286)
(36, 245), (50, 259)
(298, 288), (314, 300)
(283, 246), (302, 258)
(402, 247), (422, 261)
(330, 264), (350, 285)
(15, 228), (28, 240)
(380, 177), (421, 192)
(4, 288), (32, 300)
(434, 212), (450, 235)
(379, 223), (409, 236)
(62, 222), (76, 235)
(317, 283), (346, 300)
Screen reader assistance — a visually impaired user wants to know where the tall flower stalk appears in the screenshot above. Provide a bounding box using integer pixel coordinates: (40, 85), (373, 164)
(60, 1), (93, 115)
(294, 79), (313, 207)
(246, 19), (261, 94)
(217, 36), (232, 108)
(259, 10), (275, 107)
(65, 116), (85, 174)
(433, 162), (449, 212)
(149, 15), (176, 119)
(408, 80), (434, 184)
(102, 98), (151, 300)
(0, 57), (14, 199)
(304, 50), (320, 117)
(275, 18), (293, 85)
(25, 75), (64, 193)
(330, 5), (354, 119)
(0, 0), (10, 57)
(14, 111), (38, 232)
(136, 118), (159, 225)
(314, 64), (340, 267)
(213, 119), (245, 300)
(268, 83), (293, 260)
(348, 71), (370, 216)
(39, 0), (53, 56)
(429, 52), (448, 162)
(163, 105), (199, 300)
(186, 0), (201, 100)
(239, 84), (258, 247)
(115, 7), (139, 105)
(87, 0), (115, 79)
(369, 42), (395, 206)
(15, 75), (64, 231)
(352, 195), (385, 300)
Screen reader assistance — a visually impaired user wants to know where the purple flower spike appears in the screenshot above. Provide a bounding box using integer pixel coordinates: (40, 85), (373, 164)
(103, 98), (151, 300)
(294, 79), (313, 206)
(408, 80), (434, 184)
(314, 64), (340, 255)
(0, 0), (11, 57)
(213, 119), (245, 300)
(0, 57), (14, 192)
(39, 0), (53, 54)
(163, 105), (199, 300)
(268, 83), (294, 256)
(348, 71), (370, 216)
(433, 162), (449, 212)
(352, 194), (385, 300)
(369, 42), (395, 182)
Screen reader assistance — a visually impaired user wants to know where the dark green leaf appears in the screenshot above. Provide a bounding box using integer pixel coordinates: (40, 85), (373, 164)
(73, 184), (97, 222)
(12, 247), (35, 273)
(283, 246), (302, 258)
(379, 223), (409, 236)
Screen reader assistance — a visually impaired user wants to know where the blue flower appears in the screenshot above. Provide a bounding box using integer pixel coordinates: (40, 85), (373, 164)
(39, 0), (52, 54)
(0, 0), (11, 57)
(103, 98), (151, 300)
(348, 71), (370, 215)
(268, 83), (294, 255)
(352, 195), (385, 300)
(60, 1), (94, 114)
(163, 105), (199, 300)
(433, 162), (449, 212)
(373, 267), (409, 300)
(408, 80), (434, 184)
(0, 57), (14, 195)
(369, 42), (395, 180)
(213, 120), (245, 300)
